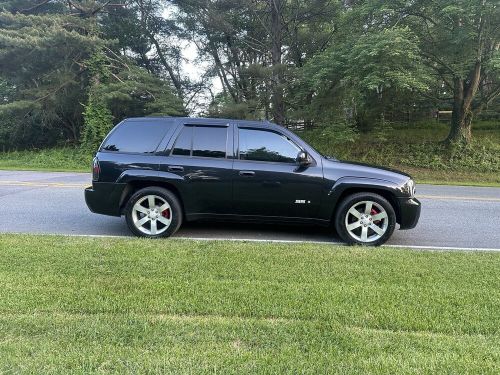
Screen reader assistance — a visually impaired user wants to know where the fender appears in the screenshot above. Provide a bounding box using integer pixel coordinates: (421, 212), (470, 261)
(319, 176), (401, 220)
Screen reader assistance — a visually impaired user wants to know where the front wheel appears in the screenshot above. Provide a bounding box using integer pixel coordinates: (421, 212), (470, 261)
(335, 192), (396, 246)
(125, 187), (182, 238)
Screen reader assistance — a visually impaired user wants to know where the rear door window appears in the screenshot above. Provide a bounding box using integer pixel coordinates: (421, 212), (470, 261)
(171, 125), (227, 158)
(192, 127), (227, 158)
(101, 120), (169, 153)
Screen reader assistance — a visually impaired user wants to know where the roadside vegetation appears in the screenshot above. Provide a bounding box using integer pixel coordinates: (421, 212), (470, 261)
(0, 147), (91, 173)
(303, 120), (500, 185)
(0, 234), (499, 373)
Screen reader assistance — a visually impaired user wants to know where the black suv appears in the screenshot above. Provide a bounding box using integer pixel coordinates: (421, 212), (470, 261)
(85, 117), (420, 245)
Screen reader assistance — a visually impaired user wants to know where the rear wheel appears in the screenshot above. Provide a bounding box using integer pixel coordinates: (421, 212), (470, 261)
(335, 192), (396, 246)
(125, 187), (182, 238)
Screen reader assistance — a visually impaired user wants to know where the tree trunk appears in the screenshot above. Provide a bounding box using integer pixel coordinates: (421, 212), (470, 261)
(147, 31), (184, 99)
(136, 1), (183, 99)
(448, 107), (473, 145)
(446, 59), (483, 145)
(446, 78), (474, 145)
(269, 0), (285, 125)
(207, 38), (239, 103)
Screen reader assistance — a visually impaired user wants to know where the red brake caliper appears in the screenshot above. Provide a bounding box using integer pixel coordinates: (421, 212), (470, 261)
(370, 208), (380, 224)
(162, 208), (171, 219)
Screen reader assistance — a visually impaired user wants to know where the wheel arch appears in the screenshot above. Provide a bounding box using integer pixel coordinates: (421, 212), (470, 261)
(117, 173), (185, 217)
(328, 178), (402, 224)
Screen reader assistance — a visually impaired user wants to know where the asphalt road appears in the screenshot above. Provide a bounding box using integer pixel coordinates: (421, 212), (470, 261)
(1, 170), (499, 250)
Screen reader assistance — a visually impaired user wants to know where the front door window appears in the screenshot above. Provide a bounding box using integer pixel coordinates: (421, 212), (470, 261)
(238, 128), (300, 163)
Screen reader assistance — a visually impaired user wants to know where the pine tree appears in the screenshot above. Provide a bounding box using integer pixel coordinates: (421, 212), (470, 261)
(0, 1), (185, 150)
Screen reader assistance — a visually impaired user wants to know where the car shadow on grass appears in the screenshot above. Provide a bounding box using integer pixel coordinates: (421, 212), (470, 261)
(175, 220), (337, 243)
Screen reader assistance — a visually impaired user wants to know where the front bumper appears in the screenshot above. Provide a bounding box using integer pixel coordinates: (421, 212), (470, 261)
(397, 197), (421, 230)
(84, 182), (127, 217)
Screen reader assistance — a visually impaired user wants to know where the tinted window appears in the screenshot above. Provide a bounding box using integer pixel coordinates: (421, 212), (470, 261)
(193, 127), (227, 158)
(102, 121), (168, 153)
(239, 128), (300, 163)
(172, 125), (227, 158)
(172, 126), (192, 156)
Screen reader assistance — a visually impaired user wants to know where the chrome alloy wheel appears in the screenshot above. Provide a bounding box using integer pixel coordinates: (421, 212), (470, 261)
(344, 200), (389, 243)
(131, 195), (172, 235)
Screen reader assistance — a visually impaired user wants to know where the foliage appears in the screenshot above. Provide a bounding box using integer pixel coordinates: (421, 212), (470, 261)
(173, 0), (340, 123)
(295, 19), (435, 131)
(302, 119), (359, 147)
(171, 0), (499, 143)
(375, 0), (500, 143)
(0, 9), (102, 149)
(301, 121), (500, 184)
(306, 27), (430, 94)
(101, 0), (186, 97)
(208, 92), (261, 120)
(93, 66), (186, 120)
(81, 93), (114, 150)
(81, 49), (185, 150)
(0, 147), (92, 172)
(0, 1), (185, 151)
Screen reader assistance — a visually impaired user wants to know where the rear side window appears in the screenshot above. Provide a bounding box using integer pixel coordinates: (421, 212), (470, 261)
(171, 125), (227, 158)
(171, 126), (192, 156)
(101, 121), (169, 153)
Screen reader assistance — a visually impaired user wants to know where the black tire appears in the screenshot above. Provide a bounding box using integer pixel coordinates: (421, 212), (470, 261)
(125, 187), (182, 238)
(334, 192), (396, 246)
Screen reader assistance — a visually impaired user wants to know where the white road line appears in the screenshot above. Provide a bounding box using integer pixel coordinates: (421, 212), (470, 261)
(0, 181), (89, 188)
(2, 232), (499, 252)
(417, 194), (500, 202)
(175, 237), (500, 252)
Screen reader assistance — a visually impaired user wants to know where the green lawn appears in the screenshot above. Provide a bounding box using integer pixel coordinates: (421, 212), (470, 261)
(0, 234), (499, 374)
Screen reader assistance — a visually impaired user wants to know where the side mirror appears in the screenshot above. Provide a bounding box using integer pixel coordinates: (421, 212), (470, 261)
(296, 151), (311, 166)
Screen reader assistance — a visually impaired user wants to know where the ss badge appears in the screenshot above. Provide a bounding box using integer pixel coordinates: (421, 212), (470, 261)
(295, 200), (311, 204)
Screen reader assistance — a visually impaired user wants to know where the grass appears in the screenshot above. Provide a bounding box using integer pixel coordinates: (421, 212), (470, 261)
(0, 234), (499, 373)
(0, 147), (90, 172)
(0, 120), (499, 186)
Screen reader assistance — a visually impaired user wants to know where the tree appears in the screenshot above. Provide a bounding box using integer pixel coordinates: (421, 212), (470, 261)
(284, 0), (434, 136)
(384, 0), (500, 144)
(0, 0), (185, 150)
(173, 0), (339, 122)
(129, 0), (184, 98)
(0, 7), (104, 148)
(173, 0), (270, 116)
(269, 0), (284, 124)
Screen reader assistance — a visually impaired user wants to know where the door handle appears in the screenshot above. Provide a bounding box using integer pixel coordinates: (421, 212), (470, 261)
(168, 165), (184, 172)
(239, 170), (255, 177)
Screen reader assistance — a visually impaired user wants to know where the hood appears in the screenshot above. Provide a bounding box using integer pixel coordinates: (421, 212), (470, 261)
(323, 159), (411, 186)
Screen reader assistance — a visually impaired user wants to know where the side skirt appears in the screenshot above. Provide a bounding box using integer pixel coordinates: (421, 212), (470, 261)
(185, 213), (331, 227)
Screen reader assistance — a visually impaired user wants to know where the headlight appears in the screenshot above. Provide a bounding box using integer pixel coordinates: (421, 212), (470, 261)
(401, 179), (415, 197)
